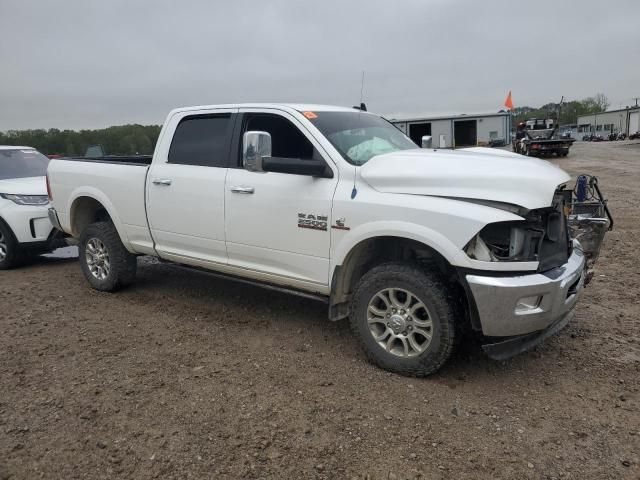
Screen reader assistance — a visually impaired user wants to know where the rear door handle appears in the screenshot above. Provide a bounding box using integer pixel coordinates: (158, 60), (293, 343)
(230, 186), (254, 194)
(152, 179), (172, 186)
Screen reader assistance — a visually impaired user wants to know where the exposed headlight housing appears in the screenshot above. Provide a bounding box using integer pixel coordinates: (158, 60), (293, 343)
(0, 193), (50, 206)
(465, 191), (572, 271)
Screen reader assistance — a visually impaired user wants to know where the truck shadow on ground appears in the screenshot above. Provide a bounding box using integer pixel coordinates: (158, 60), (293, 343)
(18, 253), (79, 269)
(123, 257), (556, 384)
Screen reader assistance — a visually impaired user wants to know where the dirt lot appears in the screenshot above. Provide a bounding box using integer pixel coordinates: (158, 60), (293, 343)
(1, 141), (639, 480)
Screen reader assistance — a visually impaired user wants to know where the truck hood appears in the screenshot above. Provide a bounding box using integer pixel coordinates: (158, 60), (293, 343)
(359, 148), (571, 210)
(0, 176), (47, 195)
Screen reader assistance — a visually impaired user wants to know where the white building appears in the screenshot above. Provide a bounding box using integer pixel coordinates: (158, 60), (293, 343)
(576, 107), (640, 137)
(390, 112), (511, 148)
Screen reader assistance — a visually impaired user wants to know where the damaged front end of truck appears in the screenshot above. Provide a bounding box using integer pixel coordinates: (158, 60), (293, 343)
(465, 174), (612, 281)
(567, 175), (613, 284)
(462, 174), (612, 360)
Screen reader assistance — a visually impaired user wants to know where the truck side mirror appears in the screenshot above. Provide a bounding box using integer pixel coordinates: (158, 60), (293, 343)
(243, 131), (272, 172)
(421, 135), (432, 148)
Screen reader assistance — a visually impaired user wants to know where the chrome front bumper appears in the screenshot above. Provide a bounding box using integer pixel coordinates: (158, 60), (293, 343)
(466, 243), (585, 337)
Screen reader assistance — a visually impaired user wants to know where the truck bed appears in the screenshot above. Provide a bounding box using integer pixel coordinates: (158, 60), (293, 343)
(47, 157), (154, 254)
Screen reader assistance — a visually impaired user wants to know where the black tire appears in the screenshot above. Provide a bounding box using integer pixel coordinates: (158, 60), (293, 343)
(349, 262), (458, 377)
(79, 221), (137, 292)
(0, 220), (21, 270)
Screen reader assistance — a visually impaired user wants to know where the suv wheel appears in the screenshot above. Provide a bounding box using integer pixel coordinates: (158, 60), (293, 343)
(0, 221), (20, 270)
(79, 221), (137, 291)
(349, 262), (458, 377)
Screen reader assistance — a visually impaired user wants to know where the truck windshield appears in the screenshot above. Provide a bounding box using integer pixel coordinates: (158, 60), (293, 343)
(0, 149), (50, 180)
(305, 111), (418, 165)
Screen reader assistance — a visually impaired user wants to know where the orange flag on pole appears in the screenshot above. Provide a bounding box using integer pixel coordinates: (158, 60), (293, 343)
(504, 91), (514, 110)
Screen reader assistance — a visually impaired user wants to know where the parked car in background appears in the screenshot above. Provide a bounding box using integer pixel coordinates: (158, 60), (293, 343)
(0, 146), (66, 269)
(560, 130), (573, 139)
(582, 133), (604, 142)
(487, 138), (506, 147)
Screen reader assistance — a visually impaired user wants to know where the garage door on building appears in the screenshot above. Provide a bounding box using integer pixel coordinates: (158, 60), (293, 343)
(408, 122), (432, 146)
(454, 120), (477, 147)
(629, 112), (639, 135)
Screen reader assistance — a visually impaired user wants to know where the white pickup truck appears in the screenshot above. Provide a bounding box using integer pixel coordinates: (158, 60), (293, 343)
(47, 104), (609, 376)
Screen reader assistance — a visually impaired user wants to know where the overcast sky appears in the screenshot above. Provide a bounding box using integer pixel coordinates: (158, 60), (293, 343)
(1, 0), (639, 130)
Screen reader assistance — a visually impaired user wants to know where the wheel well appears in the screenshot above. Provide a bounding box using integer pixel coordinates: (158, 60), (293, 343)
(329, 237), (470, 326)
(0, 216), (17, 243)
(70, 196), (111, 237)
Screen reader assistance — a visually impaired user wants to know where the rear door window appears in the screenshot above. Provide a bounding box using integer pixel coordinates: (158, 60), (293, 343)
(169, 114), (233, 167)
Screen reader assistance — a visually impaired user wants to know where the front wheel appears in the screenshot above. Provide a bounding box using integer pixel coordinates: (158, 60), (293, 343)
(349, 263), (458, 377)
(0, 221), (20, 270)
(79, 221), (137, 291)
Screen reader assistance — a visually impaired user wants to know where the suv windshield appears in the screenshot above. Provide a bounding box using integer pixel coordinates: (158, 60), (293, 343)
(0, 149), (50, 180)
(305, 111), (417, 165)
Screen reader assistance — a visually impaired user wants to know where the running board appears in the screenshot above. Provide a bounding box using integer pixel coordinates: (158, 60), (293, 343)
(165, 261), (329, 304)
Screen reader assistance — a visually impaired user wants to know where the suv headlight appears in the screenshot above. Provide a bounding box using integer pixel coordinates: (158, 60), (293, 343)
(0, 193), (50, 206)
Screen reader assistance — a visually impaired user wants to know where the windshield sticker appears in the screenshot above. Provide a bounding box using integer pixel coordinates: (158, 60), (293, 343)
(302, 111), (318, 119)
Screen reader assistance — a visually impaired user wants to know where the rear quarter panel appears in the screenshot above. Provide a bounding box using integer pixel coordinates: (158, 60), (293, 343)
(48, 159), (153, 254)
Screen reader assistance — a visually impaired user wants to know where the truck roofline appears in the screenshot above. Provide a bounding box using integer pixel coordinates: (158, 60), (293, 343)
(167, 103), (363, 116)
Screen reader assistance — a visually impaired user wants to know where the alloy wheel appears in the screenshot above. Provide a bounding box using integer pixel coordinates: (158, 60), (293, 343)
(85, 238), (110, 280)
(367, 288), (433, 357)
(0, 230), (7, 261)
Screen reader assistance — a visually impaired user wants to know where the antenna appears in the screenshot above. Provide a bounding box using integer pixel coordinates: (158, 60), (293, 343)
(353, 71), (367, 112)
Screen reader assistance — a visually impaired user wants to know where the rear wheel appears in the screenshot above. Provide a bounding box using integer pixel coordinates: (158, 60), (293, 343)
(0, 221), (21, 270)
(79, 221), (137, 291)
(349, 263), (458, 377)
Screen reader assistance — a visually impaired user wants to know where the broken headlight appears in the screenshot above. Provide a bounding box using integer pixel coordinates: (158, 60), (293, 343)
(466, 195), (571, 270)
(465, 220), (544, 262)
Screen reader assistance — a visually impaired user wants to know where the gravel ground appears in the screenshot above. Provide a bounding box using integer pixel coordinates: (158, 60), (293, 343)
(1, 141), (638, 479)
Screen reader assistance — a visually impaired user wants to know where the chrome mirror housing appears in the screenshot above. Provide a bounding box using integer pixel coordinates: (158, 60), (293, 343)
(243, 131), (272, 172)
(421, 135), (433, 148)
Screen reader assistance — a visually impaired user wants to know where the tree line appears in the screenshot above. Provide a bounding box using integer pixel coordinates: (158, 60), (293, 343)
(511, 93), (610, 126)
(0, 94), (614, 155)
(0, 124), (161, 156)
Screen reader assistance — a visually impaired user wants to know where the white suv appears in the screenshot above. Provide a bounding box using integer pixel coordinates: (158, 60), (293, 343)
(0, 146), (65, 269)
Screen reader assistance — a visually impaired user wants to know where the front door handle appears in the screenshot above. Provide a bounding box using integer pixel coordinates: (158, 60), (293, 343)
(152, 179), (172, 186)
(230, 186), (254, 194)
